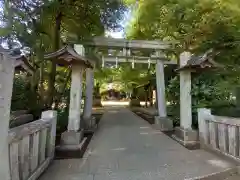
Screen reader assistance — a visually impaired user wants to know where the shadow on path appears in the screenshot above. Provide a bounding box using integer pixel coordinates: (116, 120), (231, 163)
(40, 107), (235, 180)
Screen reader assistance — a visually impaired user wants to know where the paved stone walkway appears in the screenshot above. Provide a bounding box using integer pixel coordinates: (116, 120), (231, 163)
(40, 108), (236, 180)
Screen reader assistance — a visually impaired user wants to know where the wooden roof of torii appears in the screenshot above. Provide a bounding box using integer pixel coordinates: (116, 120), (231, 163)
(44, 45), (93, 68)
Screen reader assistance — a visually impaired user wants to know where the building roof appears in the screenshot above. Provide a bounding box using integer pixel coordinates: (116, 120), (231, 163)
(44, 45), (93, 68)
(14, 55), (35, 74)
(0, 47), (35, 74)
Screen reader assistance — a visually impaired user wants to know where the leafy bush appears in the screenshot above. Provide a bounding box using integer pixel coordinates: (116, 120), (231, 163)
(11, 73), (43, 119)
(166, 72), (233, 129)
(167, 104), (180, 127)
(56, 107), (69, 134)
(11, 74), (31, 111)
(210, 101), (240, 117)
(212, 107), (240, 117)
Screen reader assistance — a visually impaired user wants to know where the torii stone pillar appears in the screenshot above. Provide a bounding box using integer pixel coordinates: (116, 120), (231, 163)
(67, 64), (84, 131)
(83, 67), (94, 129)
(155, 60), (167, 117)
(61, 45), (85, 145)
(154, 52), (173, 131)
(173, 52), (198, 147)
(0, 50), (15, 180)
(180, 52), (192, 129)
(61, 63), (84, 145)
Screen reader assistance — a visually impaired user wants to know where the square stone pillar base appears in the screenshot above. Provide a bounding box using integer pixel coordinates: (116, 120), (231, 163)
(172, 127), (199, 149)
(154, 116), (173, 131)
(61, 131), (83, 146)
(129, 99), (141, 107)
(93, 98), (102, 107)
(83, 117), (97, 131)
(56, 130), (86, 157)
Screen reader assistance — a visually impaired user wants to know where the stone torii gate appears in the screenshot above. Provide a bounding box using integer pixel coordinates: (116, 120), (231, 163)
(80, 37), (177, 131)
(43, 37), (178, 149)
(44, 37), (218, 150)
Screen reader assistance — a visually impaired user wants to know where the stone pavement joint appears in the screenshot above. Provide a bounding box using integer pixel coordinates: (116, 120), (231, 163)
(40, 107), (236, 180)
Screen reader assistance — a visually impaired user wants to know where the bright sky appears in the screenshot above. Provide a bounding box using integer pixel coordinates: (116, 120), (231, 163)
(107, 31), (124, 39)
(106, 9), (132, 39)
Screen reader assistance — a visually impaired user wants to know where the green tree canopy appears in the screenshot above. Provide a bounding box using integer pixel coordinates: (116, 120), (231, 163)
(0, 0), (127, 110)
(126, 0), (240, 86)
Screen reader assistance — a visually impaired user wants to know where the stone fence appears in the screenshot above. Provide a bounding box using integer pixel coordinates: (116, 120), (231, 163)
(8, 110), (57, 180)
(198, 108), (240, 161)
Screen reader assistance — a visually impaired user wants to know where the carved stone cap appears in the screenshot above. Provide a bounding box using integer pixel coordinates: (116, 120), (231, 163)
(176, 49), (223, 72)
(44, 45), (93, 68)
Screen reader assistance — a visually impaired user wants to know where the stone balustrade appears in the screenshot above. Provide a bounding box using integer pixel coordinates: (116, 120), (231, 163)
(8, 110), (57, 180)
(198, 108), (240, 160)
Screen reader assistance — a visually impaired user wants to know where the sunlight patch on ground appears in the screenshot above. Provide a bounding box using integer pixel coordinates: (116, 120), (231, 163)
(140, 126), (150, 129)
(111, 148), (126, 151)
(101, 100), (171, 106)
(207, 159), (232, 168)
(101, 101), (150, 106)
(140, 132), (149, 135)
(140, 131), (162, 135)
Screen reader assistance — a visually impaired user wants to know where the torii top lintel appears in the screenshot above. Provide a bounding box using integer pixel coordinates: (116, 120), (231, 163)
(44, 45), (93, 68)
(83, 37), (175, 50)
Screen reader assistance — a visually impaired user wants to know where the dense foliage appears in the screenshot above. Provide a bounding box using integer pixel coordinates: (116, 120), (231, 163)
(127, 0), (240, 73)
(3, 0), (240, 130)
(125, 0), (240, 123)
(0, 0), (127, 131)
(1, 0), (126, 112)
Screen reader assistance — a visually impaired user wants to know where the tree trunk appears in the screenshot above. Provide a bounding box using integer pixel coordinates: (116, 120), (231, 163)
(54, 69), (71, 109)
(149, 85), (153, 107)
(47, 9), (62, 108)
(30, 54), (38, 103)
(39, 58), (45, 105)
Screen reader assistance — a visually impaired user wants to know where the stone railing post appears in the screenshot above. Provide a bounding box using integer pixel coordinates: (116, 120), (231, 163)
(41, 110), (57, 158)
(0, 49), (15, 180)
(198, 108), (212, 146)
